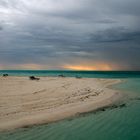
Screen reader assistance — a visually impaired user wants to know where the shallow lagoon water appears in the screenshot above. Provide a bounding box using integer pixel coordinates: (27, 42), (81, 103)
(0, 72), (140, 140)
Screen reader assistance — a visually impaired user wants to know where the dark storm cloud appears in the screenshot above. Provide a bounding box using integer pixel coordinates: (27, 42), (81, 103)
(89, 27), (140, 43)
(0, 26), (3, 30)
(0, 0), (140, 70)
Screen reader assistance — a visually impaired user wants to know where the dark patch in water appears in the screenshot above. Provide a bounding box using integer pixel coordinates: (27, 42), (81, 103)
(70, 102), (127, 119)
(130, 97), (140, 101)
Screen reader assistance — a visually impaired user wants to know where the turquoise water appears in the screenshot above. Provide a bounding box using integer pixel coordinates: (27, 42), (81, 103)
(0, 70), (140, 78)
(0, 72), (140, 140)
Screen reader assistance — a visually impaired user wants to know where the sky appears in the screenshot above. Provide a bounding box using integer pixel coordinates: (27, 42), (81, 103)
(0, 0), (140, 70)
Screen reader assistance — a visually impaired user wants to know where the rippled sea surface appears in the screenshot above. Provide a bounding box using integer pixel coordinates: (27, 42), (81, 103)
(0, 72), (140, 140)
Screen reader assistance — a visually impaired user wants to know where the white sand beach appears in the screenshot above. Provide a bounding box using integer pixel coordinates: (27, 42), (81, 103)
(0, 76), (121, 131)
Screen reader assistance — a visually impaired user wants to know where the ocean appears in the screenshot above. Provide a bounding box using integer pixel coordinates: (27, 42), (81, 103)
(0, 71), (140, 140)
(0, 70), (140, 78)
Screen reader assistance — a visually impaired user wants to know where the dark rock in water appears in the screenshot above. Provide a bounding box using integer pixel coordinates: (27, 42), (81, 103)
(22, 125), (31, 128)
(75, 76), (82, 79)
(58, 74), (65, 77)
(94, 107), (107, 113)
(119, 103), (126, 108)
(100, 108), (106, 111)
(3, 74), (8, 77)
(29, 76), (40, 80)
(110, 103), (126, 109)
(110, 105), (118, 109)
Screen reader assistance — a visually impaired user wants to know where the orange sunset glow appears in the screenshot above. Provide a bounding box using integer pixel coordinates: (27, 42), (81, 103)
(64, 63), (113, 71)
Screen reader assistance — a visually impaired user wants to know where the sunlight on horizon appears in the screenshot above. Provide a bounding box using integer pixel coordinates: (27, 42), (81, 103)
(64, 64), (113, 71)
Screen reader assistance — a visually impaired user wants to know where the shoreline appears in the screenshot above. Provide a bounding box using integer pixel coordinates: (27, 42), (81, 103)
(0, 76), (122, 132)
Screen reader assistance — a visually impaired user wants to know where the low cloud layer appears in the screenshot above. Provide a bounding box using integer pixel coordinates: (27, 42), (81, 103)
(0, 0), (140, 70)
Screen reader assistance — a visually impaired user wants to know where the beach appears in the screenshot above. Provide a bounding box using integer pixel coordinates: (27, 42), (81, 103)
(0, 76), (121, 131)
